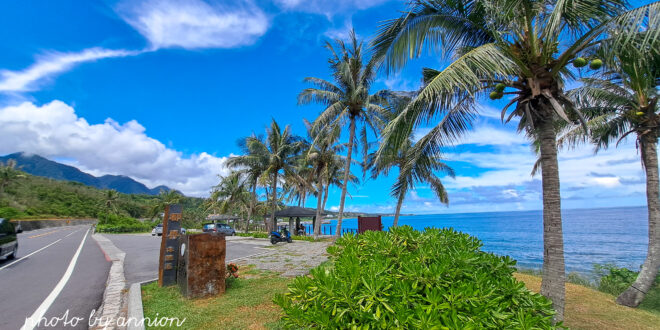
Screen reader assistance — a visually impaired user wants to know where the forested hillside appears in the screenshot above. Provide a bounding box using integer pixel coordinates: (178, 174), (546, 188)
(0, 168), (206, 222)
(0, 153), (172, 195)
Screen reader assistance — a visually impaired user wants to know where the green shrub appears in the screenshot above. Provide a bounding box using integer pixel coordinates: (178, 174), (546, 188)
(594, 264), (640, 296)
(274, 226), (556, 328)
(95, 212), (152, 233)
(0, 207), (24, 219)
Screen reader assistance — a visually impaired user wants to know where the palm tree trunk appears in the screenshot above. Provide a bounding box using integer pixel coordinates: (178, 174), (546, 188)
(246, 184), (256, 233)
(538, 117), (566, 323)
(393, 193), (404, 227)
(336, 116), (356, 237)
(314, 175), (324, 238)
(269, 173), (278, 233)
(323, 181), (329, 211)
(617, 134), (660, 307)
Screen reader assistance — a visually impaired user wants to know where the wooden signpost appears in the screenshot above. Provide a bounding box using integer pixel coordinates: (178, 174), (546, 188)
(158, 204), (182, 286)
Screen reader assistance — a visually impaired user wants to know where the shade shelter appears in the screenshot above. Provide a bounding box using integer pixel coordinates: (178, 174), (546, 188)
(273, 206), (325, 235)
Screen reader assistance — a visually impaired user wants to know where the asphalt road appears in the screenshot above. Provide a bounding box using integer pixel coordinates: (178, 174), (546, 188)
(0, 225), (110, 330)
(103, 233), (270, 284)
(0, 228), (267, 330)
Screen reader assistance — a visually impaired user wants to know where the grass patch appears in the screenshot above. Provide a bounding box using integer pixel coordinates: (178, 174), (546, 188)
(141, 272), (291, 329)
(515, 273), (660, 330)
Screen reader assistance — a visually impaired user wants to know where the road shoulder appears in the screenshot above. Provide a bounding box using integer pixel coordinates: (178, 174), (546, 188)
(91, 234), (127, 330)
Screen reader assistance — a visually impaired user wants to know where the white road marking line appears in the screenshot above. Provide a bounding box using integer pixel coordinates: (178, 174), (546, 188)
(0, 228), (84, 270)
(0, 239), (62, 271)
(64, 228), (81, 238)
(20, 228), (90, 330)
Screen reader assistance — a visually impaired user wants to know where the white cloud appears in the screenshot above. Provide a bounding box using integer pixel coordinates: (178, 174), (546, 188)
(0, 48), (140, 92)
(117, 0), (269, 49)
(0, 100), (230, 196)
(591, 176), (621, 188)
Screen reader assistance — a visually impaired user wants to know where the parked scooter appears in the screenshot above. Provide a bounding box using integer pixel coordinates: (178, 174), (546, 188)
(270, 227), (292, 244)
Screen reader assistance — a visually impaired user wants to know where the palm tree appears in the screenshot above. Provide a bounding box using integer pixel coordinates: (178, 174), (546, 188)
(372, 0), (658, 321)
(369, 95), (455, 227)
(299, 30), (387, 236)
(227, 135), (270, 233)
(149, 190), (183, 220)
(0, 159), (24, 199)
(236, 119), (303, 232)
(284, 156), (315, 207)
(209, 172), (250, 215)
(560, 48), (659, 307)
(303, 119), (345, 237)
(104, 190), (119, 214)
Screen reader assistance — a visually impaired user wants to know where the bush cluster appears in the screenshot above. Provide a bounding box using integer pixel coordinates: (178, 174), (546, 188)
(235, 232), (321, 242)
(275, 226), (556, 329)
(594, 264), (644, 296)
(95, 212), (153, 233)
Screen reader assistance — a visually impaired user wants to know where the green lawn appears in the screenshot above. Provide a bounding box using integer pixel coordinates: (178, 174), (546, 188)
(515, 273), (660, 330)
(141, 267), (290, 329)
(142, 268), (660, 330)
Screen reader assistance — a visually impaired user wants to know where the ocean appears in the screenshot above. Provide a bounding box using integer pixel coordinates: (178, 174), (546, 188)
(310, 206), (648, 275)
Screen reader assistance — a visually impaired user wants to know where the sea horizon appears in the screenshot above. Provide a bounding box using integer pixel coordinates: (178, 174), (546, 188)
(309, 205), (648, 276)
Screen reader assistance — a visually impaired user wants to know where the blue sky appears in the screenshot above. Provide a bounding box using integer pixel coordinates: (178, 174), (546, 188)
(0, 0), (649, 214)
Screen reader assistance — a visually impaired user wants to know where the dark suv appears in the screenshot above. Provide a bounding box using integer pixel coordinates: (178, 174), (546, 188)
(0, 218), (18, 260)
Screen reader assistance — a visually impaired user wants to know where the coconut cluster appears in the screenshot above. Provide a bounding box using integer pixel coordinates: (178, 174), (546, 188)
(572, 57), (603, 69)
(489, 83), (506, 100)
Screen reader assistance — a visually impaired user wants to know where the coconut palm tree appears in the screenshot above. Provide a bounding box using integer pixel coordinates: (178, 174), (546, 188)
(302, 119), (346, 237)
(284, 156), (315, 207)
(238, 119), (303, 232)
(227, 135), (270, 232)
(372, 0), (658, 320)
(369, 95), (455, 227)
(209, 172), (250, 216)
(559, 47), (659, 307)
(149, 190), (183, 220)
(299, 30), (387, 236)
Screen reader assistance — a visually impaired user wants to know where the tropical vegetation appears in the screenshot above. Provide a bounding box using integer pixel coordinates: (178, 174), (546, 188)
(275, 226), (557, 328)
(1, 0), (657, 323)
(298, 30), (387, 236)
(559, 45), (660, 307)
(370, 0), (658, 320)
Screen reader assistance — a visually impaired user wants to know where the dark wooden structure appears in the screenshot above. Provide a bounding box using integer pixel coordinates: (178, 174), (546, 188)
(177, 233), (226, 298)
(158, 204), (182, 286)
(358, 216), (382, 234)
(273, 206), (325, 235)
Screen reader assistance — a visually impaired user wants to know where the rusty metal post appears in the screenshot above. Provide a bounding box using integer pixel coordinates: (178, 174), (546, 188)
(177, 233), (226, 298)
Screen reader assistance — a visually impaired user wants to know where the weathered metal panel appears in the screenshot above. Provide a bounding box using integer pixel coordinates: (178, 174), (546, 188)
(177, 233), (226, 298)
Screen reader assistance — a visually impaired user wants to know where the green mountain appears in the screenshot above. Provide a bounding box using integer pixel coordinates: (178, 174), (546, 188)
(0, 152), (171, 195)
(0, 169), (205, 221)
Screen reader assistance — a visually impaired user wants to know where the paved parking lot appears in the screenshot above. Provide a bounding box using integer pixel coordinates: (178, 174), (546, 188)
(102, 233), (269, 284)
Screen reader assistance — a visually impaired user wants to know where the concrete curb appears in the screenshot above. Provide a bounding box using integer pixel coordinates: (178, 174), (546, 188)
(91, 234), (127, 330)
(126, 278), (156, 330)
